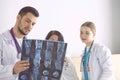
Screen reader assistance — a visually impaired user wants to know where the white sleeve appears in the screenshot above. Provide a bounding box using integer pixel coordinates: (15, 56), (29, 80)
(68, 57), (79, 80)
(61, 57), (79, 80)
(98, 47), (116, 80)
(0, 37), (17, 80)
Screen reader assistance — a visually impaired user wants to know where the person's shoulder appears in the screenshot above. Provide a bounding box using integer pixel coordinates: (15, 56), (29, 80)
(93, 41), (111, 53)
(93, 42), (109, 49)
(1, 30), (12, 40)
(92, 42), (112, 59)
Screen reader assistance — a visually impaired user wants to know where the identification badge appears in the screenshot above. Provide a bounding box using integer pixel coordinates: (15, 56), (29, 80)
(86, 66), (90, 72)
(80, 66), (90, 72)
(80, 67), (82, 72)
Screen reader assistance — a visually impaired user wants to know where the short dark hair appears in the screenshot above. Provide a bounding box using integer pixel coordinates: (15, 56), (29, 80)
(45, 30), (64, 42)
(18, 6), (39, 17)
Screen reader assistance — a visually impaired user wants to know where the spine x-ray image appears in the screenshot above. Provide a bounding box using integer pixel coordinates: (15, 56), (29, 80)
(19, 39), (67, 80)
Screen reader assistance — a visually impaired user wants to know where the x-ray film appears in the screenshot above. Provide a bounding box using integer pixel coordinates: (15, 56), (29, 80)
(19, 39), (67, 80)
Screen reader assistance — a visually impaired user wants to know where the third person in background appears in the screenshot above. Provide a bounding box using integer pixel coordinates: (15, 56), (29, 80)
(80, 21), (116, 80)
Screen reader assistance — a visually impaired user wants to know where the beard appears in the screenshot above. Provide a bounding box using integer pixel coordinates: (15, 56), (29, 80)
(18, 27), (27, 35)
(17, 19), (28, 35)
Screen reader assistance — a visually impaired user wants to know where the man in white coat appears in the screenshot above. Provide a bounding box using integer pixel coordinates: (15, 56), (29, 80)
(0, 6), (39, 80)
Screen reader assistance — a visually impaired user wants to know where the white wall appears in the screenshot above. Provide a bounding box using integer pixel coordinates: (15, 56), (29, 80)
(111, 0), (120, 54)
(0, 0), (119, 56)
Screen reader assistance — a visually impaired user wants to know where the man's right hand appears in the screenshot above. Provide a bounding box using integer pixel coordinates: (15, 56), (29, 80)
(13, 60), (30, 74)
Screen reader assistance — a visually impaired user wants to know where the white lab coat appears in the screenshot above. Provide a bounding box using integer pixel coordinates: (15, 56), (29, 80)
(80, 42), (116, 80)
(0, 30), (78, 80)
(0, 30), (19, 80)
(60, 57), (79, 80)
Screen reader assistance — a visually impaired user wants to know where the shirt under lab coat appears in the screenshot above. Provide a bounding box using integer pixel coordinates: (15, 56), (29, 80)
(80, 42), (116, 80)
(0, 30), (19, 80)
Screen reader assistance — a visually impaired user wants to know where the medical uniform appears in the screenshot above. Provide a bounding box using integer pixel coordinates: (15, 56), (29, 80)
(60, 57), (79, 80)
(80, 42), (116, 80)
(0, 30), (21, 80)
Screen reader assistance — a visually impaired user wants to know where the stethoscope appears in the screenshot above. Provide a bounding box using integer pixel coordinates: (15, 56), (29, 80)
(81, 41), (94, 72)
(9, 28), (26, 58)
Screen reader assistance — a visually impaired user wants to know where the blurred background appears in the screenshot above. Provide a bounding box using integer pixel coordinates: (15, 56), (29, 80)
(0, 0), (120, 56)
